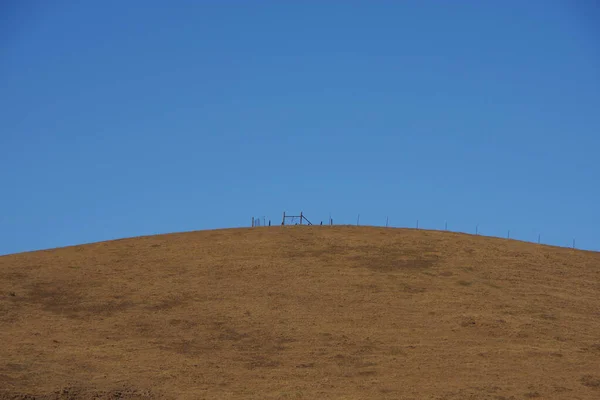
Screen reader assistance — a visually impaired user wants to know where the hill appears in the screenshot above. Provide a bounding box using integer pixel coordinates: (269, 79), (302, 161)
(1, 226), (599, 399)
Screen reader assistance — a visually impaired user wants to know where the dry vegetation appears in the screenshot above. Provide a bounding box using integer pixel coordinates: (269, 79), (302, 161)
(1, 226), (599, 399)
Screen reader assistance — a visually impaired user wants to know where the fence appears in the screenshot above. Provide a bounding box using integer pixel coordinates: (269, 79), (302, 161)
(251, 211), (582, 250)
(251, 216), (271, 227)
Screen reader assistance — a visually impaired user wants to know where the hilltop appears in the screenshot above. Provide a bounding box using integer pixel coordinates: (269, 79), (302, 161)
(1, 226), (599, 399)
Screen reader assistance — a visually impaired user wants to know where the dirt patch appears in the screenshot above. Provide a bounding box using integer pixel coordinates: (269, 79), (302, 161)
(581, 375), (600, 389)
(144, 296), (185, 312)
(159, 339), (211, 356)
(352, 253), (438, 272)
(524, 391), (541, 398)
(0, 387), (157, 400)
(24, 282), (85, 317)
(20, 282), (134, 319)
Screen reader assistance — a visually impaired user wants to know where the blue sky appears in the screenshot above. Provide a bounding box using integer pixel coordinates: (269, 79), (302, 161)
(1, 1), (599, 254)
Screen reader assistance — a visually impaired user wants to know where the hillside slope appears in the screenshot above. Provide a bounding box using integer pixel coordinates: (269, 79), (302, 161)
(1, 226), (599, 399)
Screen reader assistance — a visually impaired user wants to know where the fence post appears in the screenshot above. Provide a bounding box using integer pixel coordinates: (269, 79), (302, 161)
(252, 217), (254, 227)
(282, 211), (286, 226)
(300, 211), (303, 225)
(386, 216), (389, 228)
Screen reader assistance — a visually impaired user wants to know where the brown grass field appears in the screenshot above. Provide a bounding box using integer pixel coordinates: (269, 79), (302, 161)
(1, 226), (599, 399)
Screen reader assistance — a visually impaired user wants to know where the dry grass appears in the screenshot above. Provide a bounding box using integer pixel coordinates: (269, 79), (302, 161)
(0, 226), (599, 399)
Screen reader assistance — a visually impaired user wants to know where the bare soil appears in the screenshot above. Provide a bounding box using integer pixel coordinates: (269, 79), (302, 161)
(1, 226), (599, 399)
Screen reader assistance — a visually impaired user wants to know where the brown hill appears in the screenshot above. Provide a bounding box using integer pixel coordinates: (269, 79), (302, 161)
(1, 226), (599, 399)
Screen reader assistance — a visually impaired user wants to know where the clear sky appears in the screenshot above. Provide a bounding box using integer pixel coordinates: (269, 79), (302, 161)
(1, 1), (599, 255)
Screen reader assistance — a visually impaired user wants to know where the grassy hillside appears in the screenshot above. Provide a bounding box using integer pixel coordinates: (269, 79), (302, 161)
(1, 226), (599, 399)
